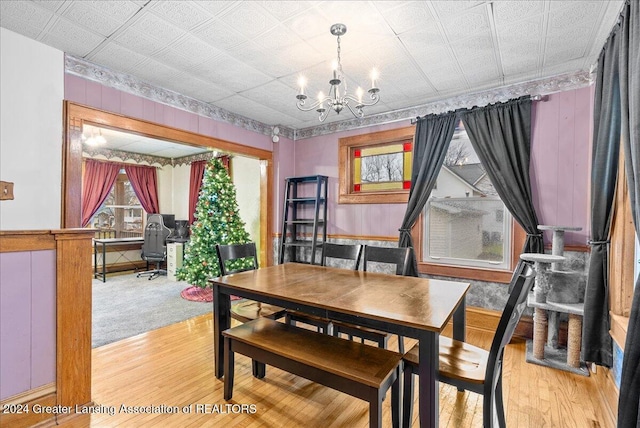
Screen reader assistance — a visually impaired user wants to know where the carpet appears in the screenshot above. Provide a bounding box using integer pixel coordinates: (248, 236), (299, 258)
(180, 286), (242, 303)
(92, 273), (213, 348)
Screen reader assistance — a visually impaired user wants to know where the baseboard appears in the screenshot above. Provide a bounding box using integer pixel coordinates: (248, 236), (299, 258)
(592, 365), (618, 428)
(0, 385), (57, 428)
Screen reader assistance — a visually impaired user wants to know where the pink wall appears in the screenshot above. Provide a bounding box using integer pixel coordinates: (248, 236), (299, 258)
(0, 250), (56, 400)
(293, 87), (594, 245)
(64, 74), (274, 153)
(293, 122), (411, 238)
(531, 87), (593, 246)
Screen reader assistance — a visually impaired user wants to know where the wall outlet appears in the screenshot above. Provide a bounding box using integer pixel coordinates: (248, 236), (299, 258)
(0, 181), (14, 200)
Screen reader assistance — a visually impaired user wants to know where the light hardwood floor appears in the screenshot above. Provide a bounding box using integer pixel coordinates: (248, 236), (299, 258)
(55, 313), (613, 428)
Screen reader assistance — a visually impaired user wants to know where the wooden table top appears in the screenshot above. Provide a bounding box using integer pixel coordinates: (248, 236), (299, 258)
(211, 263), (470, 333)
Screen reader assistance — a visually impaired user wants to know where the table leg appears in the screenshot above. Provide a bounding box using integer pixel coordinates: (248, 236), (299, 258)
(418, 332), (438, 428)
(453, 298), (466, 342)
(213, 284), (231, 379)
(101, 241), (106, 283)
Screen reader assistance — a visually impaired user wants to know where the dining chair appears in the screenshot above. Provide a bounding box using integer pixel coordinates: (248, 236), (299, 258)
(401, 260), (536, 428)
(332, 245), (412, 353)
(137, 214), (172, 280)
(215, 243), (287, 323)
(285, 243), (363, 333)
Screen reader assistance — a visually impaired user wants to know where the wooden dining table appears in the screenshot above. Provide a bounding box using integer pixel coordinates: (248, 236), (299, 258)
(211, 263), (470, 428)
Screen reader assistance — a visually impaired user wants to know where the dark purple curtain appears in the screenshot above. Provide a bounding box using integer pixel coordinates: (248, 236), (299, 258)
(81, 159), (120, 227)
(618, 1), (640, 426)
(124, 164), (160, 214)
(188, 160), (207, 224)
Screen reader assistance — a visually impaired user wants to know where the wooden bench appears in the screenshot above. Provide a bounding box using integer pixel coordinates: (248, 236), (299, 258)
(223, 317), (402, 428)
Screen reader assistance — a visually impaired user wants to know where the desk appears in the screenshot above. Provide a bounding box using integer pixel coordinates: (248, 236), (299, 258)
(93, 237), (144, 282)
(211, 263), (469, 428)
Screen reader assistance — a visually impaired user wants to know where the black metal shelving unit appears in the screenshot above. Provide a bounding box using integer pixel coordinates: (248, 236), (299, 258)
(278, 175), (328, 265)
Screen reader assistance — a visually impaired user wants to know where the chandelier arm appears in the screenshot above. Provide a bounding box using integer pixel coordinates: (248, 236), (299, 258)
(345, 102), (364, 119)
(296, 96), (331, 112)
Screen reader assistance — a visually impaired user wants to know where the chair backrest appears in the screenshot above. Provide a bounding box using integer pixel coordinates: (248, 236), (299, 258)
(216, 242), (259, 275)
(141, 214), (171, 261)
(485, 260), (536, 387)
(321, 243), (363, 270)
(362, 245), (412, 276)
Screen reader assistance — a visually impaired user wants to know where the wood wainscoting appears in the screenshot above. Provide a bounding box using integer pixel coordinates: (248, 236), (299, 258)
(0, 229), (95, 428)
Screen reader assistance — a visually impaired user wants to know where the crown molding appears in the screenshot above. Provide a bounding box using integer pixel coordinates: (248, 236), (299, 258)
(64, 55), (297, 141)
(294, 70), (594, 140)
(66, 55), (592, 143)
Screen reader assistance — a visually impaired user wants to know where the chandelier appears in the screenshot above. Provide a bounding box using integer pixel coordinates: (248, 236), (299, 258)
(296, 23), (380, 122)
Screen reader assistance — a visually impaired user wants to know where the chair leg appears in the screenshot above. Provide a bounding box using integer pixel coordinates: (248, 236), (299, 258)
(370, 392), (382, 428)
(252, 360), (266, 379)
(483, 387), (494, 428)
(402, 369), (414, 428)
(398, 335), (405, 354)
(223, 337), (234, 400)
(495, 373), (506, 428)
(391, 365), (402, 428)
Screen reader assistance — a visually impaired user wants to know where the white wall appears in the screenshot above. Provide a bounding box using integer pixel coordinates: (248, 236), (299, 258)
(157, 164), (174, 216)
(171, 164), (190, 221)
(232, 156), (261, 254)
(0, 28), (64, 230)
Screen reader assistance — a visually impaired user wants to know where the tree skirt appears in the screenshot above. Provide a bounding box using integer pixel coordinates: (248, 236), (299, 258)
(180, 286), (241, 303)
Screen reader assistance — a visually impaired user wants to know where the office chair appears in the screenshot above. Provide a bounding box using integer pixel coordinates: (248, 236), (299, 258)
(137, 214), (171, 280)
(401, 260), (536, 428)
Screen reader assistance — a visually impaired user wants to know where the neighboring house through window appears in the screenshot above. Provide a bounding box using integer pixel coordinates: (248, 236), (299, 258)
(421, 121), (512, 271)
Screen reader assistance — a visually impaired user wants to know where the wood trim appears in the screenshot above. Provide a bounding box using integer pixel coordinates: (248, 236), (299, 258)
(609, 312), (630, 351)
(0, 230), (55, 252)
(54, 229), (94, 409)
(0, 392), (57, 428)
(592, 365), (619, 428)
(0, 383), (56, 405)
(338, 126), (414, 204)
(63, 101), (273, 228)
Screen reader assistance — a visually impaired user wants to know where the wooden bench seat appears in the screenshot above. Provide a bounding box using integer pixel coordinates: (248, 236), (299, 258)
(223, 317), (402, 428)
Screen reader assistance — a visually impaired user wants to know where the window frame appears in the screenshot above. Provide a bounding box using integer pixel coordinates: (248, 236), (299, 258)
(338, 126), (415, 204)
(422, 195), (513, 270)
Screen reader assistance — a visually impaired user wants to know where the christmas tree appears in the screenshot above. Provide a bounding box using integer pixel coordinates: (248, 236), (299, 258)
(176, 157), (252, 287)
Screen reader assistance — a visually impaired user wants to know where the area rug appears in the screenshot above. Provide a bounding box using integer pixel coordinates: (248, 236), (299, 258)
(92, 273), (213, 348)
(180, 286), (242, 303)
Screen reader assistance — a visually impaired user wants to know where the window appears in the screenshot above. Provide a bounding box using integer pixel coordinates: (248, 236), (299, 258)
(339, 126), (415, 204)
(90, 169), (145, 238)
(420, 121), (512, 272)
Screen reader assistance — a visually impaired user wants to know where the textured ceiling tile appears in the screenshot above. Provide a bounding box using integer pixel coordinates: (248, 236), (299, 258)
(193, 1), (236, 16)
(83, 1), (141, 22)
(450, 33), (494, 59)
(130, 58), (182, 85)
(169, 34), (222, 62)
(380, 1), (435, 34)
(261, 0), (315, 21)
(441, 6), (491, 42)
(147, 0), (213, 30)
(547, 2), (603, 33)
(253, 24), (306, 51)
(43, 17), (105, 56)
(282, 6), (333, 40)
(316, 1), (391, 38)
(219, 2), (279, 39)
(502, 55), (540, 76)
(90, 43), (147, 72)
(496, 18), (543, 46)
(431, 1), (485, 17)
(492, 1), (544, 23)
(0, 19), (43, 40)
(113, 28), (164, 57)
(128, 11), (186, 44)
(152, 46), (207, 72)
(197, 54), (273, 92)
(62, 2), (124, 37)
(31, 0), (66, 12)
(0, 1), (53, 29)
(193, 19), (250, 51)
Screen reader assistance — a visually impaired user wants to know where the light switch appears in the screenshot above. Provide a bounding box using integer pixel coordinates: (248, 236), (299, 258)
(0, 181), (14, 200)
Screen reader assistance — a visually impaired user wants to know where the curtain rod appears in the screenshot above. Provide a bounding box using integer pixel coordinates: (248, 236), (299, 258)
(410, 94), (547, 124)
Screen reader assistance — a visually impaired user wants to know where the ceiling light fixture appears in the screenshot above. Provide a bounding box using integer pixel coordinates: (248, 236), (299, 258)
(296, 24), (380, 122)
(83, 128), (107, 146)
